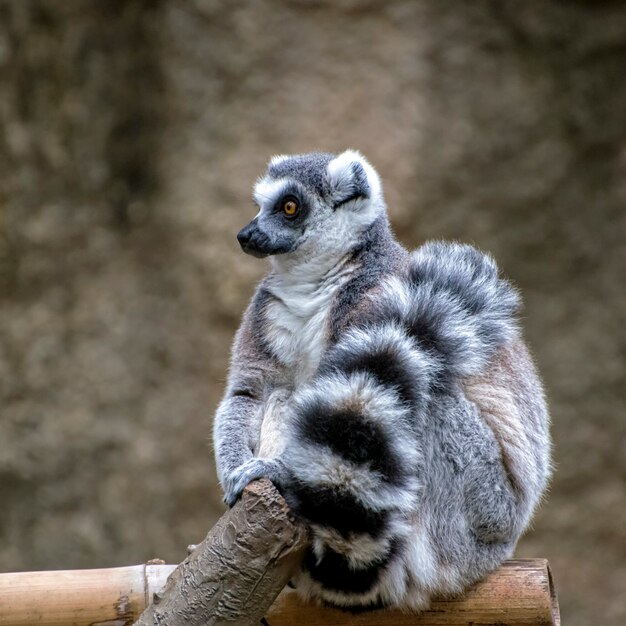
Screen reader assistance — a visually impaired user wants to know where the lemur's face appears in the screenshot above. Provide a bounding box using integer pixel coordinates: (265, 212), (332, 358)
(237, 150), (384, 259)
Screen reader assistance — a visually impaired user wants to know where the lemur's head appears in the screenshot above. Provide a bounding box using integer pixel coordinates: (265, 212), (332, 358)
(237, 150), (385, 261)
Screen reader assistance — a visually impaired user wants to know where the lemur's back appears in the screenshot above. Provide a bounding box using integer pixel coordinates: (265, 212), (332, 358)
(213, 150), (551, 610)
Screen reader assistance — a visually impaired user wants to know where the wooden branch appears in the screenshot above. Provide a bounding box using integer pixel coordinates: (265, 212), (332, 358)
(134, 478), (309, 626)
(0, 480), (560, 626)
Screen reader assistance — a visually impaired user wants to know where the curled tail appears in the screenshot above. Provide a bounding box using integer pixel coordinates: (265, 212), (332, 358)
(375, 241), (521, 380)
(281, 323), (431, 607)
(280, 241), (522, 607)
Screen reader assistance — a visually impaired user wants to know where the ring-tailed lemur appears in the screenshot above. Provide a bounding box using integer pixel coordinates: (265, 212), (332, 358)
(213, 150), (551, 610)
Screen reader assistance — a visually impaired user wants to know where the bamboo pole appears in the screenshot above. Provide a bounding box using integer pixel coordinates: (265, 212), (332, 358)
(0, 562), (176, 626)
(0, 480), (560, 626)
(0, 559), (560, 626)
(267, 559), (561, 626)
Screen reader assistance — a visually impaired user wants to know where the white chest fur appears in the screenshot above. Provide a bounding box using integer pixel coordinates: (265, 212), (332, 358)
(265, 261), (354, 385)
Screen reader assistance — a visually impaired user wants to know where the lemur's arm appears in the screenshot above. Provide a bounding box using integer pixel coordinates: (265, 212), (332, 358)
(213, 289), (281, 504)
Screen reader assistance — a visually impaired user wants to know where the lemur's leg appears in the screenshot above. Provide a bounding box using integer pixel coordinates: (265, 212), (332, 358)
(437, 392), (525, 544)
(459, 342), (551, 541)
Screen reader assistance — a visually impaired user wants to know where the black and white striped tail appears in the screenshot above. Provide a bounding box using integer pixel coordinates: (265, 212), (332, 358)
(280, 241), (521, 607)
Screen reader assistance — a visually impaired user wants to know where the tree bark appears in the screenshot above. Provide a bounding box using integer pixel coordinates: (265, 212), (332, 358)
(133, 478), (309, 626)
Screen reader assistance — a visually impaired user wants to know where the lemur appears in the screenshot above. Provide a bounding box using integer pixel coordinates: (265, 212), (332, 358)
(213, 150), (551, 610)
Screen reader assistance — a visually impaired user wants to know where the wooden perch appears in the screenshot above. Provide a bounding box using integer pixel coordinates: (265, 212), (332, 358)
(267, 559), (561, 626)
(0, 479), (560, 626)
(0, 562), (176, 626)
(134, 478), (309, 626)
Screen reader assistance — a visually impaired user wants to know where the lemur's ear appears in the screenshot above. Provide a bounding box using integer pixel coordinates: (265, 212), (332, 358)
(326, 150), (382, 210)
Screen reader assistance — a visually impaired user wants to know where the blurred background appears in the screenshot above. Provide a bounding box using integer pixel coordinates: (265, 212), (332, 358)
(0, 2), (624, 625)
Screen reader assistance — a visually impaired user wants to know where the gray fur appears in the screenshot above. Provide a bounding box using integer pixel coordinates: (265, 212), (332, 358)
(268, 151), (335, 194)
(213, 150), (551, 610)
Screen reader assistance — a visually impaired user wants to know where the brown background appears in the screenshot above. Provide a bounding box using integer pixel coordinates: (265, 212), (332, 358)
(1, 3), (625, 625)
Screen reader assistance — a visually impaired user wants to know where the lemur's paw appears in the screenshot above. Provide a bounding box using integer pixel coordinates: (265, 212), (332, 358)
(223, 458), (285, 507)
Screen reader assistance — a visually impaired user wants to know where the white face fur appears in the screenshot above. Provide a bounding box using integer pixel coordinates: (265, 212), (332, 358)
(236, 150), (386, 269)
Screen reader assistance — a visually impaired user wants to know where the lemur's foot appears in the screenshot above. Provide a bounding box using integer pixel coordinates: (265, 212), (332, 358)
(223, 458), (286, 507)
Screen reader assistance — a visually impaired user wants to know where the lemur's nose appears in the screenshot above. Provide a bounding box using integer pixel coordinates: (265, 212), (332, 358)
(237, 221), (255, 247)
(237, 218), (271, 258)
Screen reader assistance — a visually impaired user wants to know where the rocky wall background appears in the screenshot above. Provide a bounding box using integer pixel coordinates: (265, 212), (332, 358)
(0, 2), (624, 625)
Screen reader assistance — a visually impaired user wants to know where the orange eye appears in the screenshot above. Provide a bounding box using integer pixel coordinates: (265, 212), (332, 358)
(283, 199), (298, 216)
